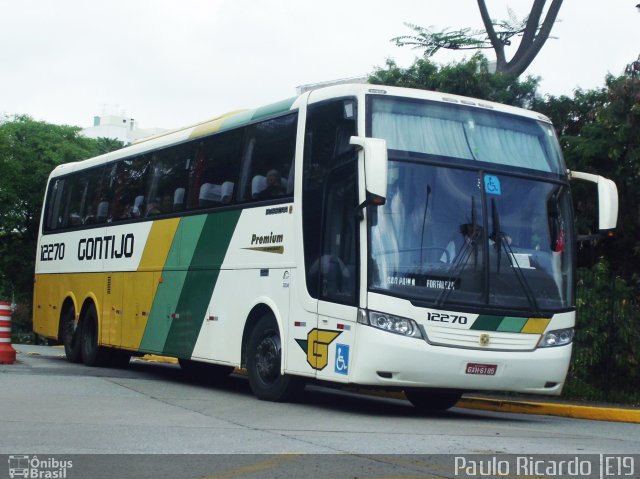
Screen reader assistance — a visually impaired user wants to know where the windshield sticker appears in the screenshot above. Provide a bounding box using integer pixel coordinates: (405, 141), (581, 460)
(509, 253), (535, 269)
(386, 275), (416, 287)
(386, 274), (460, 290)
(484, 175), (502, 195)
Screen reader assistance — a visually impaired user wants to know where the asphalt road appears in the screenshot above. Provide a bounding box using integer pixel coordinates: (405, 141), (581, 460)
(1, 345), (638, 478)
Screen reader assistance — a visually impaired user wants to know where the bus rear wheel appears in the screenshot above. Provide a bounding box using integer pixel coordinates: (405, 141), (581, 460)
(246, 315), (303, 402)
(404, 388), (462, 412)
(61, 307), (81, 363)
(80, 304), (111, 367)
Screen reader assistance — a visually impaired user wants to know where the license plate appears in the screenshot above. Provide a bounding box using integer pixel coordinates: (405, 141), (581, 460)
(466, 363), (497, 375)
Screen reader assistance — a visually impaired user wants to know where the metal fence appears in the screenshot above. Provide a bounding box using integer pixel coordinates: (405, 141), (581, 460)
(570, 267), (640, 398)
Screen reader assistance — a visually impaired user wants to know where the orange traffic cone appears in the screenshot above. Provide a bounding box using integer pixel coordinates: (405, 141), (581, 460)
(0, 301), (17, 364)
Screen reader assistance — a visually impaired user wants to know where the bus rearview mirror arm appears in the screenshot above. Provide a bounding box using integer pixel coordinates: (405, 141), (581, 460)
(350, 136), (388, 208)
(569, 170), (619, 231)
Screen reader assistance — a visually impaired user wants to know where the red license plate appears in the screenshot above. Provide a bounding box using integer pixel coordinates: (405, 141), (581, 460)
(466, 363), (497, 375)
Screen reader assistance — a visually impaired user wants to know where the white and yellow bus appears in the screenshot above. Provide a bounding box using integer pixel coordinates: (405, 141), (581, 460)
(33, 84), (618, 410)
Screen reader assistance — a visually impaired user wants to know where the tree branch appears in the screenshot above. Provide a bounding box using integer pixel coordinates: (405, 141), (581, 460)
(514, 0), (546, 57)
(477, 0), (506, 68)
(504, 0), (563, 76)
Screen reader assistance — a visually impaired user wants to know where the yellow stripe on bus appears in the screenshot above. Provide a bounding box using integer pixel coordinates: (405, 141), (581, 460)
(119, 218), (181, 350)
(138, 218), (180, 271)
(521, 318), (551, 334)
(189, 110), (247, 139)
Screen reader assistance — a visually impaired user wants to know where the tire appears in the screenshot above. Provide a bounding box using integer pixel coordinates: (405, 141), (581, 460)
(179, 358), (234, 382)
(404, 388), (462, 412)
(246, 315), (303, 402)
(60, 307), (82, 363)
(80, 304), (111, 367)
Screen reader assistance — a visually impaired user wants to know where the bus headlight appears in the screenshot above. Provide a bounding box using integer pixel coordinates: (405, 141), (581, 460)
(364, 310), (423, 338)
(538, 328), (574, 348)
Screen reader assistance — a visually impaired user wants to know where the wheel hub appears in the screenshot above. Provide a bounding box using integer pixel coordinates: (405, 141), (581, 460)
(255, 335), (280, 383)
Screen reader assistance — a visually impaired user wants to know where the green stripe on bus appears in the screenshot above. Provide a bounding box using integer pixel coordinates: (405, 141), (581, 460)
(220, 110), (255, 131)
(139, 215), (208, 352)
(496, 317), (528, 333)
(470, 315), (503, 331)
(251, 97), (296, 121)
(219, 98), (296, 131)
(161, 209), (241, 358)
(470, 315), (528, 332)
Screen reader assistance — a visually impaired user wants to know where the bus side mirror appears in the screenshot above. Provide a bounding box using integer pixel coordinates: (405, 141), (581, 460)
(570, 171), (619, 231)
(350, 136), (388, 205)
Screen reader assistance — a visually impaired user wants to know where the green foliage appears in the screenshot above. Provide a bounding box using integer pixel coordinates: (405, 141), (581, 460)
(392, 0), (563, 77)
(393, 9), (528, 56)
(565, 263), (640, 404)
(95, 137), (126, 155)
(393, 24), (493, 56)
(534, 73), (640, 278)
(0, 115), (123, 303)
(369, 53), (540, 108)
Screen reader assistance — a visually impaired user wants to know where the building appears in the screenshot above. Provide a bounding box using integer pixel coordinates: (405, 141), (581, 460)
(82, 114), (166, 145)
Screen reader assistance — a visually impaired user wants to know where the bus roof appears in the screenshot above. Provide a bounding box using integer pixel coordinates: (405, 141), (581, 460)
(50, 84), (552, 177)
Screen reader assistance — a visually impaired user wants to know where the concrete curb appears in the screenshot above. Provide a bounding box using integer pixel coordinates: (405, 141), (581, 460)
(457, 397), (640, 424)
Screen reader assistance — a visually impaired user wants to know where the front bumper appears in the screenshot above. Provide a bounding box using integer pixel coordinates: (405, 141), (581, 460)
(350, 323), (571, 395)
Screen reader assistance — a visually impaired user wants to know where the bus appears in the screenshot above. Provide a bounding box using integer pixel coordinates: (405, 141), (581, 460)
(33, 84), (618, 410)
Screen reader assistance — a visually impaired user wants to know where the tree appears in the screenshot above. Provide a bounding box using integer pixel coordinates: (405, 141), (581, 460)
(393, 0), (563, 77)
(533, 72), (640, 279)
(95, 137), (126, 155)
(369, 53), (540, 108)
(0, 115), (122, 303)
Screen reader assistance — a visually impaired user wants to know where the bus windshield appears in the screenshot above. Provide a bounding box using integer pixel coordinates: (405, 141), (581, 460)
(367, 97), (574, 314)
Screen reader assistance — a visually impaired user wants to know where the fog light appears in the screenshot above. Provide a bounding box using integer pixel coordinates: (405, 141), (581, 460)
(538, 328), (574, 348)
(367, 311), (422, 338)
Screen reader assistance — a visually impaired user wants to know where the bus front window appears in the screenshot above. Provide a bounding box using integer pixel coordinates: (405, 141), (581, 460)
(368, 160), (574, 314)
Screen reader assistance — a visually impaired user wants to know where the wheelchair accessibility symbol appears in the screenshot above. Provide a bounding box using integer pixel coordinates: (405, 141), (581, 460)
(484, 175), (502, 195)
(335, 344), (349, 375)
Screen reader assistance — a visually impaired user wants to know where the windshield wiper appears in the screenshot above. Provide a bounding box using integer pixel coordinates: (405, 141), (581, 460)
(491, 198), (502, 273)
(419, 185), (432, 265)
(491, 199), (542, 317)
(434, 196), (481, 308)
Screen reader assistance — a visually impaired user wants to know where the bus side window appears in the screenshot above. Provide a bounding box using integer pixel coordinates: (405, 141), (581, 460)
(239, 113), (297, 202)
(81, 166), (106, 225)
(111, 156), (151, 220)
(188, 129), (243, 210)
(148, 144), (192, 215)
(59, 175), (82, 228)
(44, 179), (64, 231)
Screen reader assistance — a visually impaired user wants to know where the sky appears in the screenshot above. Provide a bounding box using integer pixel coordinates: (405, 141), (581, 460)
(1, 0), (639, 131)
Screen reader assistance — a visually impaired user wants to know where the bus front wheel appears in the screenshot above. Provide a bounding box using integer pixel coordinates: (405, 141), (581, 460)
(246, 315), (303, 402)
(404, 388), (462, 412)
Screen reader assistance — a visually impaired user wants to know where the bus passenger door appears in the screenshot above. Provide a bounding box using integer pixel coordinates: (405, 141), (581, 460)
(314, 163), (359, 382)
(300, 98), (359, 381)
(102, 272), (124, 347)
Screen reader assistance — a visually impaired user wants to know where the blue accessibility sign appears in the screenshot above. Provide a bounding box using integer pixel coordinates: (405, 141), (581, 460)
(335, 344), (349, 375)
(484, 175), (502, 195)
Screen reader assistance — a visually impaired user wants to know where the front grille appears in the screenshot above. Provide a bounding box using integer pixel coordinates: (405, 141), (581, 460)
(424, 324), (540, 351)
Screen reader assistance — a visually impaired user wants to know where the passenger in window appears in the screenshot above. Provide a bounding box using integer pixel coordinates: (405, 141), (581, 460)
(69, 212), (82, 226)
(160, 195), (173, 214)
(256, 169), (286, 199)
(146, 198), (161, 216)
